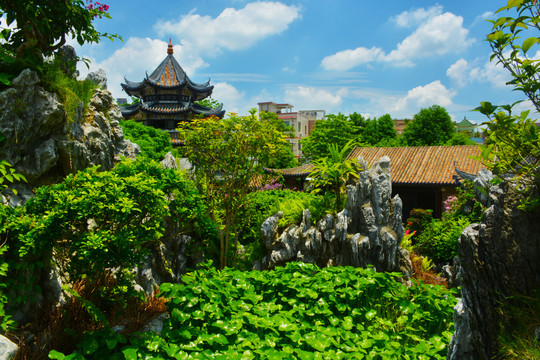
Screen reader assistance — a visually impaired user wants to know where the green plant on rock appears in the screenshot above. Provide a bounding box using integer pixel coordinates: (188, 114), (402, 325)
(41, 59), (99, 123)
(1, 159), (213, 322)
(309, 140), (361, 214)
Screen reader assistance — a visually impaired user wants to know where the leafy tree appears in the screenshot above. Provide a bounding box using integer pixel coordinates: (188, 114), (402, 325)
(309, 140), (361, 213)
(349, 112), (368, 136)
(300, 113), (359, 161)
(259, 111), (298, 168)
(177, 111), (287, 268)
(0, 0), (119, 67)
(120, 119), (174, 161)
(475, 0), (540, 210)
(401, 105), (455, 146)
(362, 114), (397, 146)
(445, 132), (476, 146)
(195, 97), (223, 109)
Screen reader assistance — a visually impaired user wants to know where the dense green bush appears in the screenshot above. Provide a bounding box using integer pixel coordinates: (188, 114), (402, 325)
(1, 159), (214, 319)
(119, 119), (175, 161)
(405, 208), (433, 242)
(51, 262), (457, 359)
(414, 215), (471, 265)
(237, 189), (332, 244)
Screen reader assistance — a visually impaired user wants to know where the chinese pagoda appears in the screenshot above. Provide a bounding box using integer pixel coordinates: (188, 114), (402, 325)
(120, 40), (225, 139)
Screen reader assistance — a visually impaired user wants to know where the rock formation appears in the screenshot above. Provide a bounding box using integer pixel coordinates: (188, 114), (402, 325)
(260, 156), (413, 279)
(447, 171), (540, 359)
(0, 69), (139, 206)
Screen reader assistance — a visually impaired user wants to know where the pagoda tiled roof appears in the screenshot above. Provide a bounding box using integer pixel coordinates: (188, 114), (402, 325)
(120, 101), (225, 118)
(122, 40), (214, 95)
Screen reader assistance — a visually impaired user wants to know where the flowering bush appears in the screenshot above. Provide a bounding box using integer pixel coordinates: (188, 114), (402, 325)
(85, 0), (110, 18)
(443, 195), (458, 213)
(259, 182), (283, 191)
(405, 208), (433, 242)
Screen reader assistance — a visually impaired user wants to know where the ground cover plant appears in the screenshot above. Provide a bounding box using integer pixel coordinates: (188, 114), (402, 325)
(51, 262), (457, 359)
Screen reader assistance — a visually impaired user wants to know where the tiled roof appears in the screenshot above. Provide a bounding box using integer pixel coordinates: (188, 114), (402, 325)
(122, 42), (214, 96)
(120, 102), (226, 118)
(142, 102), (189, 114)
(347, 145), (483, 185)
(264, 163), (314, 177)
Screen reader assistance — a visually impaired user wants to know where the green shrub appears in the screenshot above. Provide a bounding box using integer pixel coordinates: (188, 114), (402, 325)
(51, 262), (457, 359)
(1, 158), (215, 319)
(406, 208), (433, 242)
(119, 119), (175, 161)
(414, 215), (471, 265)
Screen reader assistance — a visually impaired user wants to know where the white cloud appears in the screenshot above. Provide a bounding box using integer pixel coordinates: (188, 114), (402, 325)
(284, 86), (342, 112)
(76, 37), (208, 100)
(391, 5), (443, 28)
(321, 47), (384, 71)
(447, 57), (511, 88)
(446, 59), (471, 87)
(211, 82), (247, 114)
(371, 81), (456, 117)
(154, 2), (301, 56)
(385, 12), (474, 66)
(321, 6), (474, 70)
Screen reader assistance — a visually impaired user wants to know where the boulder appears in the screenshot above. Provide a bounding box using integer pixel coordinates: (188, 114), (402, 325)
(260, 156), (412, 279)
(447, 175), (540, 359)
(0, 69), (139, 206)
(0, 335), (17, 360)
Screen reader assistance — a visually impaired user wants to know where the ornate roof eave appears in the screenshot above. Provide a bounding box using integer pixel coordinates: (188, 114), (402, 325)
(191, 103), (225, 118)
(119, 103), (142, 117)
(140, 101), (190, 115)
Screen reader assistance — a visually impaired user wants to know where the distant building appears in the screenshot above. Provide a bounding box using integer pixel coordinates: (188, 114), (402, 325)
(393, 119), (407, 135)
(258, 102), (325, 158)
(120, 40), (225, 145)
(116, 98), (128, 105)
(456, 117), (476, 137)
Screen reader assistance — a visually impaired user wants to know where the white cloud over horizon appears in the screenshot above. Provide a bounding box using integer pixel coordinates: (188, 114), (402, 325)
(154, 2), (301, 56)
(321, 6), (475, 70)
(284, 86), (343, 112)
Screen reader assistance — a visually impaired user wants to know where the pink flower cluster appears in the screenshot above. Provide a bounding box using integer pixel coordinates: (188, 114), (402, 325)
(86, 0), (109, 18)
(443, 195), (458, 213)
(259, 182), (283, 191)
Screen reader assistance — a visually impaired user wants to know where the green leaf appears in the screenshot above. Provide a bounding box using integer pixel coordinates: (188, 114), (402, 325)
(48, 350), (66, 360)
(365, 309), (377, 320)
(521, 37), (538, 54)
(122, 348), (138, 360)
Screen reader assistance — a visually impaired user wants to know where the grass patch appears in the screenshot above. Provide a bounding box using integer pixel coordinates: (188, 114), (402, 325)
(497, 291), (540, 359)
(41, 59), (98, 123)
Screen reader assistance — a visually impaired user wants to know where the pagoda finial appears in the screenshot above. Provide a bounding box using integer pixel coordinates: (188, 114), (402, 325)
(167, 38), (173, 55)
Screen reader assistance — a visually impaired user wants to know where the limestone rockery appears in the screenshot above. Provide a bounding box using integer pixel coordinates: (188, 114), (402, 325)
(0, 69), (139, 206)
(259, 156), (413, 279)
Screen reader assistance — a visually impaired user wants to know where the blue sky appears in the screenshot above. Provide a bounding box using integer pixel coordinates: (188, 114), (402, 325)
(72, 0), (532, 124)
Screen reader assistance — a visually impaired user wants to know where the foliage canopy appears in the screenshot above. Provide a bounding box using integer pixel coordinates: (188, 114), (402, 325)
(401, 105), (455, 146)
